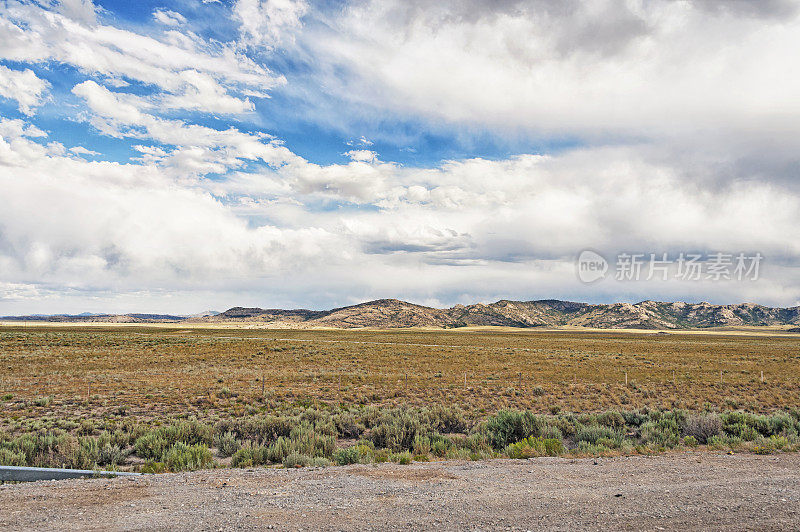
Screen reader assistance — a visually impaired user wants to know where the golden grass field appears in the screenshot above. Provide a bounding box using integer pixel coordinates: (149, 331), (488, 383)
(1, 324), (798, 425)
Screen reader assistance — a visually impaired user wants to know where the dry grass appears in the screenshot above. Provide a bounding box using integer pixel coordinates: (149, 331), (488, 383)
(1, 325), (798, 425)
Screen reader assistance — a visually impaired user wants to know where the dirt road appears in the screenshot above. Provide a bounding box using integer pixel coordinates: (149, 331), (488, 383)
(1, 453), (798, 531)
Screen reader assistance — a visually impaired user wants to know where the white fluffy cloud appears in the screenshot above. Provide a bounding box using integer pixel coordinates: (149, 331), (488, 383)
(8, 108), (797, 307)
(1, 0), (800, 314)
(0, 1), (280, 115)
(235, 0), (309, 49)
(0, 65), (48, 115)
(153, 9), (187, 26)
(299, 0), (800, 142)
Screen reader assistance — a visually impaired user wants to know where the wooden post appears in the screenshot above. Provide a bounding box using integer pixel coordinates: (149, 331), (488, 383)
(720, 370), (723, 384)
(672, 370), (676, 385)
(760, 370), (764, 383)
(261, 374), (265, 397)
(464, 372), (467, 389)
(624, 371), (628, 386)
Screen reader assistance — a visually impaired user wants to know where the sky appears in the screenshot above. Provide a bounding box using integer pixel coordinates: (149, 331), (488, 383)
(1, 0), (800, 315)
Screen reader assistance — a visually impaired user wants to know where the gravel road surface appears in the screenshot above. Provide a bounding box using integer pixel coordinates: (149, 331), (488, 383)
(1, 453), (798, 531)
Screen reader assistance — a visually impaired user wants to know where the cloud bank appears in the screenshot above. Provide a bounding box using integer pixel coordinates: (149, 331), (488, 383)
(1, 0), (799, 314)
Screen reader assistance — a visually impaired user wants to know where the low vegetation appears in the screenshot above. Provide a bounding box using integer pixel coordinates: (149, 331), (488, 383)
(0, 405), (799, 472)
(1, 326), (799, 472)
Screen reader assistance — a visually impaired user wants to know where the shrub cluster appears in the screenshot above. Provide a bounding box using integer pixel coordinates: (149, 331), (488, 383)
(2, 406), (799, 472)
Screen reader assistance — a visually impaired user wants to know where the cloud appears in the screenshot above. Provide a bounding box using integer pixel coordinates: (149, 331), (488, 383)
(57, 0), (99, 26)
(2, 111), (800, 311)
(0, 1), (282, 115)
(153, 9), (187, 26)
(2, 1), (800, 314)
(68, 146), (99, 156)
(71, 80), (299, 174)
(346, 136), (373, 147)
(343, 149), (378, 162)
(0, 65), (49, 115)
(235, 0), (309, 49)
(160, 70), (255, 114)
(0, 118), (345, 291)
(295, 0), (800, 143)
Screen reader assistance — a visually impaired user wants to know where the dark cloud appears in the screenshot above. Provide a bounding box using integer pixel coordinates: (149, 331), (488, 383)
(690, 0), (798, 19)
(364, 0), (649, 58)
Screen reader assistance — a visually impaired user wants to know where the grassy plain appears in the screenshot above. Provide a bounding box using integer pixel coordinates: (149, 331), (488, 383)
(1, 325), (799, 471)
(1, 324), (798, 421)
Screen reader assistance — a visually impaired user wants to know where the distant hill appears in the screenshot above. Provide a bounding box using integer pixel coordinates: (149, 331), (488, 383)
(195, 299), (800, 330)
(5, 299), (800, 329)
(1, 313), (186, 323)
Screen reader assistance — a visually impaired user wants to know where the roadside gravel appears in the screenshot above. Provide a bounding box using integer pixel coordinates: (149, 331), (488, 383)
(1, 452), (799, 531)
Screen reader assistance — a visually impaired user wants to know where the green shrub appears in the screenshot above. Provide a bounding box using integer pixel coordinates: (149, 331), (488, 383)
(282, 452), (311, 468)
(575, 424), (617, 445)
(423, 405), (469, 434)
(214, 431), (241, 458)
(540, 425), (563, 441)
(597, 411), (625, 429)
(133, 420), (213, 461)
(172, 419), (213, 446)
(373, 448), (389, 463)
(640, 418), (681, 447)
(10, 430), (95, 469)
(309, 457), (331, 467)
(573, 441), (615, 456)
(215, 416), (293, 445)
(0, 448), (26, 466)
(391, 451), (412, 464)
(483, 410), (543, 448)
(768, 412), (797, 437)
(163, 443), (213, 472)
(134, 432), (169, 460)
(683, 436), (698, 447)
(97, 442), (126, 466)
(753, 435), (789, 454)
(721, 412), (767, 440)
(332, 445), (370, 465)
(141, 461), (166, 474)
(34, 396), (52, 407)
(413, 433), (454, 457)
(684, 414), (721, 444)
(288, 421), (336, 457)
(332, 412), (366, 438)
(622, 410), (648, 427)
(231, 443), (271, 468)
(505, 436), (564, 458)
(370, 409), (422, 451)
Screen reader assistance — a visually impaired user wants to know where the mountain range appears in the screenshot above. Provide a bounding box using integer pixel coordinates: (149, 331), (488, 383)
(4, 299), (800, 329)
(197, 299), (800, 330)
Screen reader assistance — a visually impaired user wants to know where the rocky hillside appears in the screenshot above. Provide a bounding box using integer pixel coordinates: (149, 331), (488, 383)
(197, 299), (800, 330)
(7, 300), (799, 329)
